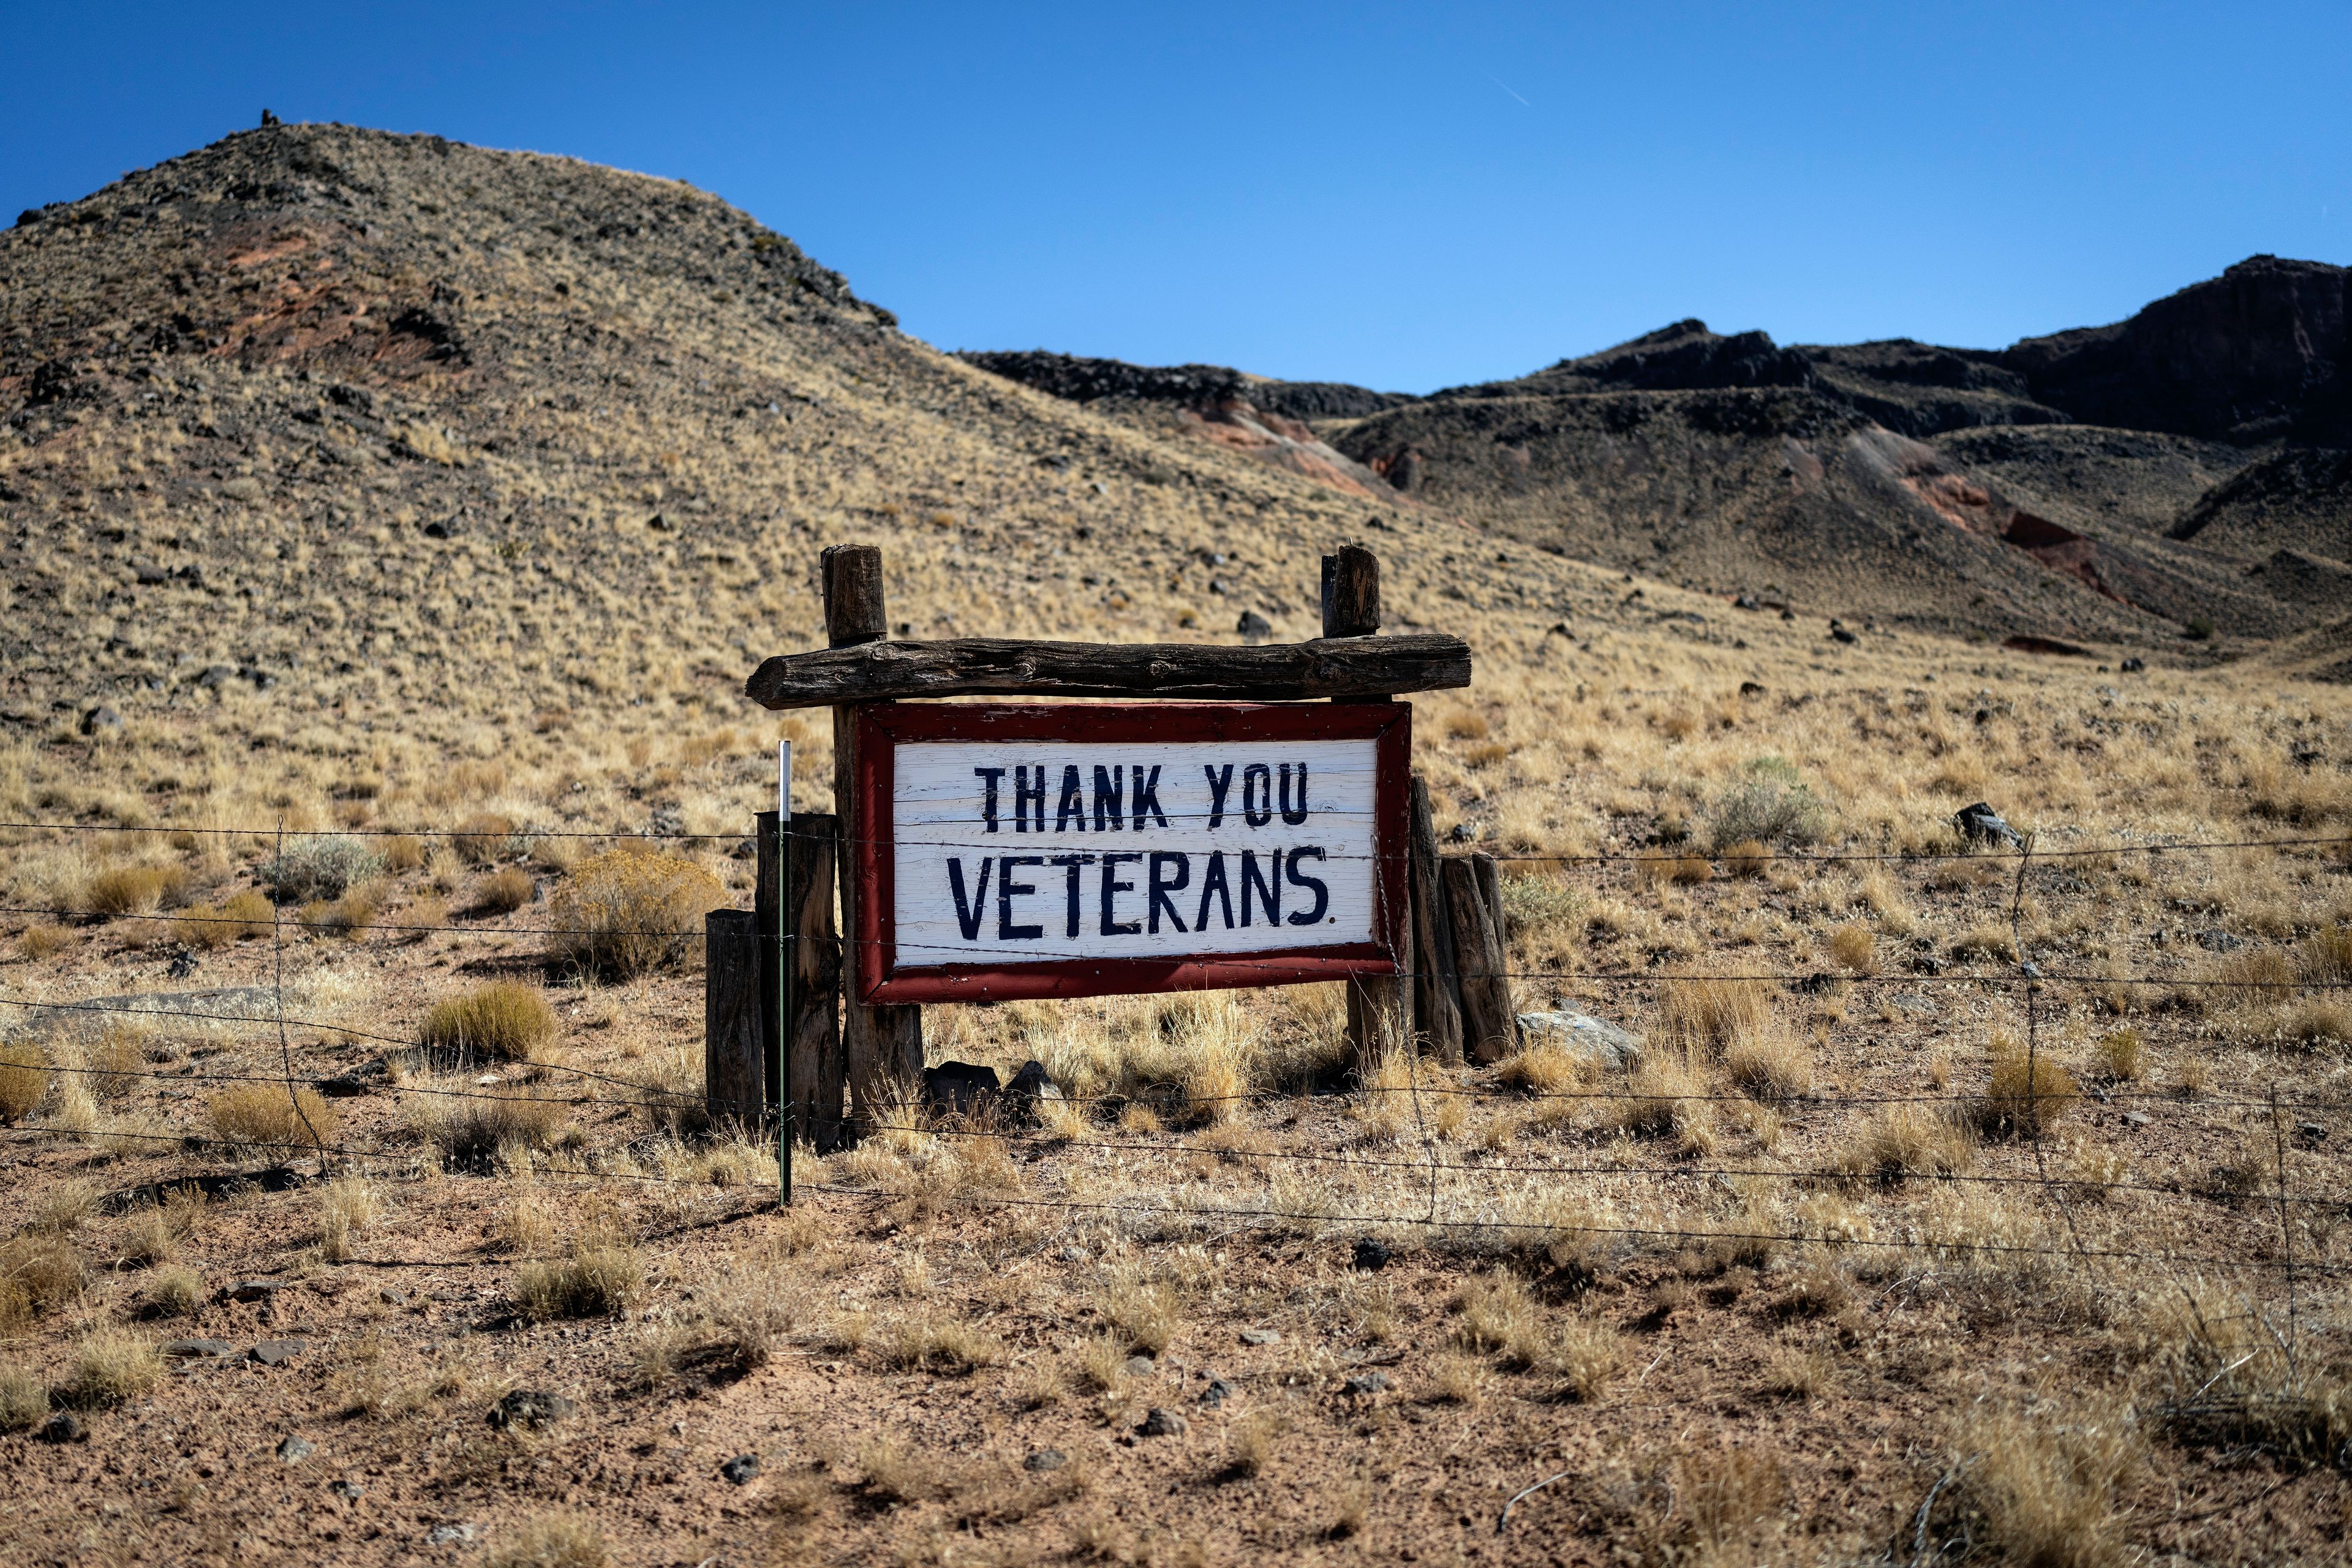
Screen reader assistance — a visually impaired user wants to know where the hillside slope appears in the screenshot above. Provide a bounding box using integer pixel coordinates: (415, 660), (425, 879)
(0, 123), (1625, 758)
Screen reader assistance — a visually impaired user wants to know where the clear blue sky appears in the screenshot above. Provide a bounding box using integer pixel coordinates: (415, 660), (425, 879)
(4, 2), (2345, 392)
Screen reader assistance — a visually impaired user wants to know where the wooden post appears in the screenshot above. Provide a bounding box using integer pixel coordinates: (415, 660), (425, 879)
(1442, 857), (1516, 1063)
(1324, 545), (1410, 1075)
(1471, 851), (1518, 1054)
(786, 810), (846, 1152)
(754, 811), (785, 1111)
(1408, 775), (1464, 1065)
(704, 908), (763, 1125)
(826, 545), (924, 1128)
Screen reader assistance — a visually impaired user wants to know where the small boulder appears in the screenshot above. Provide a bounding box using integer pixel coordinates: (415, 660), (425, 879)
(424, 1525), (478, 1546)
(2120, 657), (2146, 673)
(1350, 1238), (1390, 1272)
(328, 1479), (366, 1502)
(37, 1412), (86, 1444)
(1024, 1448), (1068, 1472)
(1952, 802), (2024, 850)
(921, 1060), (1000, 1117)
(720, 1453), (761, 1486)
(250, 1340), (306, 1366)
(1238, 1329), (1280, 1347)
(1236, 609), (1273, 643)
(2194, 929), (2243, 953)
(1002, 1061), (1065, 1121)
(486, 1390), (577, 1431)
(79, 706), (121, 736)
(1122, 1354), (1156, 1378)
(1137, 1408), (1187, 1438)
(1199, 1378), (1233, 1408)
(165, 1338), (234, 1360)
(1516, 1009), (1644, 1069)
(276, 1434), (316, 1462)
(1343, 1371), (1392, 1398)
(227, 1280), (284, 1303)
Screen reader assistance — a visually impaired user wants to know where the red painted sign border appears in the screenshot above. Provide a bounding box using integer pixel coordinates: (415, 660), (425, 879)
(852, 701), (1413, 1004)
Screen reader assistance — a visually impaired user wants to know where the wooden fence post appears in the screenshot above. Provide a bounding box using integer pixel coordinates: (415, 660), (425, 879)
(1324, 544), (1411, 1076)
(1408, 775), (1464, 1064)
(825, 544), (924, 1129)
(786, 810), (846, 1151)
(704, 908), (763, 1125)
(754, 810), (785, 1112)
(1442, 856), (1517, 1063)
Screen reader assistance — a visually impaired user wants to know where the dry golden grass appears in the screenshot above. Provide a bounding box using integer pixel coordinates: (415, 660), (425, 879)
(317, 1175), (380, 1263)
(1977, 1033), (2079, 1137)
(82, 862), (187, 918)
(0, 1040), (47, 1122)
(1826, 921), (1877, 975)
(55, 1328), (162, 1409)
(549, 845), (723, 979)
(1950, 1403), (2141, 1568)
(1841, 1104), (1975, 1181)
(206, 1083), (339, 1155)
(879, 1311), (1003, 1374)
(17, 923), (75, 959)
(0, 1235), (85, 1329)
(2094, 1026), (2146, 1082)
(0, 1365), (45, 1431)
(453, 812), (518, 865)
(418, 981), (559, 1061)
(405, 1081), (569, 1166)
(516, 1242), (643, 1320)
(483, 1513), (611, 1568)
(475, 865), (535, 914)
(176, 887), (273, 949)
(141, 1263), (204, 1319)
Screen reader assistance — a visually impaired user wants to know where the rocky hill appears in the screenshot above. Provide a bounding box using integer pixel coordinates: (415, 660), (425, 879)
(962, 259), (2351, 663)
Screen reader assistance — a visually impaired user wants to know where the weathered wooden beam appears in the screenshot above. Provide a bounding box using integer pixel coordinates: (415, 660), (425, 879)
(1329, 545), (1408, 1077)
(786, 811), (846, 1152)
(745, 633), (1472, 710)
(1443, 856), (1517, 1065)
(1408, 775), (1464, 1065)
(826, 546), (923, 1125)
(704, 908), (763, 1126)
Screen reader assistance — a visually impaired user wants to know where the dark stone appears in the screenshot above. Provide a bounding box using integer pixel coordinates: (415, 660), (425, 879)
(329, 1479), (365, 1502)
(1952, 802), (2024, 850)
(1001, 1060), (1063, 1120)
(2195, 929), (2244, 953)
(1024, 1448), (1067, 1471)
(276, 1434), (316, 1461)
(421, 519), (452, 539)
(1236, 609), (1274, 642)
(166, 948), (199, 980)
(37, 1412), (86, 1444)
(79, 706), (122, 735)
(379, 1287), (410, 1306)
(720, 1453), (761, 1485)
(227, 1280), (285, 1303)
(486, 1389), (577, 1431)
(315, 1075), (371, 1098)
(921, 1060), (1000, 1117)
(250, 1339), (306, 1366)
(1137, 1407), (1187, 1438)
(1739, 680), (1766, 697)
(2298, 1121), (2328, 1142)
(1199, 1378), (1233, 1408)
(1350, 1238), (1390, 1272)
(1123, 1354), (1156, 1377)
(1830, 625), (1859, 645)
(165, 1338), (234, 1359)
(195, 664), (236, 690)
(2120, 657), (2146, 673)
(1238, 1328), (1280, 1346)
(1734, 594), (1760, 610)
(1343, 1371), (1392, 1397)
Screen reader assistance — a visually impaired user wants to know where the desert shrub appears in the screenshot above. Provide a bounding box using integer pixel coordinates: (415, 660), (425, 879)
(56, 1329), (162, 1409)
(142, 1264), (204, 1318)
(1939, 1403), (2141, 1568)
(1975, 1033), (2078, 1137)
(176, 888), (274, 949)
(1840, 1104), (1975, 1181)
(83, 863), (188, 918)
(299, 883), (382, 939)
(418, 982), (557, 1061)
(1719, 839), (1770, 877)
(0, 1041), (48, 1122)
(484, 1514), (611, 1568)
(516, 1243), (643, 1320)
(381, 834), (426, 872)
(1827, 922), (1876, 975)
(0, 1365), (46, 1430)
(317, 1175), (380, 1263)
(2299, 926), (2352, 987)
(18, 924), (76, 959)
(262, 836), (384, 902)
(0, 1235), (86, 1327)
(1659, 973), (1771, 1054)
(405, 1083), (568, 1167)
(475, 866), (535, 914)
(1703, 756), (1826, 850)
(549, 845), (724, 979)
(206, 1084), (339, 1155)
(2095, 1027), (2145, 1082)
(454, 812), (518, 866)
(83, 1023), (148, 1101)
(1500, 873), (1583, 937)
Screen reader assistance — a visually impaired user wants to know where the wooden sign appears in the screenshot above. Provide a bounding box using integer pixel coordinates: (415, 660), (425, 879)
(851, 701), (1412, 1002)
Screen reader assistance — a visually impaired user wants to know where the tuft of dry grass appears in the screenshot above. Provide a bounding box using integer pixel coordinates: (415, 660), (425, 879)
(1975, 1033), (2079, 1137)
(1544, 1313), (1624, 1401)
(2094, 1027), (2145, 1082)
(1945, 1403), (2141, 1568)
(1659, 972), (1771, 1055)
(176, 888), (273, 949)
(381, 834), (426, 872)
(206, 1084), (339, 1155)
(453, 812), (518, 866)
(317, 1175), (380, 1262)
(1719, 839), (1770, 877)
(1227, 1409), (1285, 1478)
(879, 1311), (1003, 1374)
(549, 845), (722, 979)
(83, 862), (188, 918)
(1827, 921), (1877, 975)
(1723, 1023), (1813, 1101)
(0, 1365), (47, 1431)
(0, 1235), (86, 1329)
(418, 982), (558, 1061)
(55, 1329), (162, 1409)
(1610, 1050), (1719, 1156)
(1453, 1270), (1545, 1367)
(516, 1242), (643, 1320)
(483, 1513), (611, 1568)
(121, 1186), (205, 1266)
(143, 1264), (204, 1318)
(18, 923), (77, 959)
(407, 1080), (570, 1167)
(475, 865), (535, 914)
(1841, 1104), (1975, 1181)
(298, 882), (382, 939)
(1100, 1268), (1185, 1355)
(0, 1040), (48, 1122)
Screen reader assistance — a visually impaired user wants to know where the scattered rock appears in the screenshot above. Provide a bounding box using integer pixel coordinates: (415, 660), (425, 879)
(424, 1524), (478, 1546)
(39, 1412), (89, 1444)
(720, 1453), (761, 1485)
(1351, 1238), (1390, 1272)
(195, 663), (237, 690)
(227, 1280), (285, 1303)
(1236, 609), (1273, 643)
(276, 1434), (317, 1461)
(1734, 594), (1760, 610)
(1056, 1245), (1087, 1263)
(1830, 625), (1859, 645)
(1951, 802), (2024, 850)
(1516, 1008), (1645, 1069)
(165, 1338), (234, 1360)
(486, 1389), (577, 1431)
(1199, 1378), (1233, 1408)
(329, 1479), (366, 1502)
(165, 947), (200, 979)
(1889, 995), (1937, 1019)
(1343, 1371), (1392, 1398)
(2298, 1121), (2328, 1143)
(1025, 1449), (1068, 1472)
(2122, 1111), (2152, 1129)
(1738, 680), (1766, 697)
(1447, 821), (1477, 843)
(1002, 1060), (1065, 1120)
(2120, 657), (2146, 673)
(921, 1060), (1000, 1117)
(1137, 1408), (1187, 1438)
(1238, 1329), (1280, 1347)
(78, 706), (121, 735)
(378, 1287), (410, 1307)
(1123, 1354), (1157, 1377)
(2194, 929), (2243, 953)
(315, 1074), (372, 1098)
(249, 1340), (307, 1366)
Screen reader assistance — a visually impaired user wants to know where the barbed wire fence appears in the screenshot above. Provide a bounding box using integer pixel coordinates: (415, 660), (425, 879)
(1, 815), (2348, 1303)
